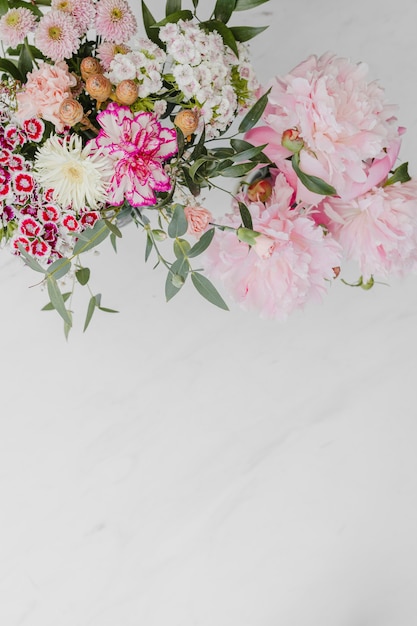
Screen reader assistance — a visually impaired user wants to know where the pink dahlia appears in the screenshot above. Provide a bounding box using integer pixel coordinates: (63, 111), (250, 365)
(95, 0), (137, 44)
(51, 0), (95, 36)
(35, 10), (80, 62)
(246, 53), (401, 203)
(321, 180), (417, 279)
(88, 102), (177, 207)
(204, 173), (342, 320)
(97, 41), (130, 71)
(16, 61), (77, 132)
(0, 7), (37, 47)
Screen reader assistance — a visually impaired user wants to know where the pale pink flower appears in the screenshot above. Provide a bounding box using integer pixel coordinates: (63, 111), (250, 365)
(97, 41), (130, 71)
(88, 103), (177, 207)
(321, 180), (417, 279)
(204, 173), (342, 319)
(35, 10), (80, 62)
(95, 0), (137, 44)
(0, 8), (37, 47)
(184, 205), (212, 236)
(246, 53), (401, 202)
(16, 61), (77, 132)
(51, 0), (95, 36)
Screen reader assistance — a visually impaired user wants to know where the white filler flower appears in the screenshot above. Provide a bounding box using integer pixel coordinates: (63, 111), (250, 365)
(34, 134), (112, 211)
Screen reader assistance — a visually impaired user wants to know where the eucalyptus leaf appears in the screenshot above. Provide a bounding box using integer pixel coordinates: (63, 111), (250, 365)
(84, 295), (97, 332)
(238, 87), (271, 133)
(219, 162), (256, 177)
(0, 58), (23, 81)
(98, 306), (119, 313)
(17, 244), (46, 273)
(47, 275), (72, 326)
(214, 0), (236, 23)
(168, 204), (188, 238)
(42, 292), (72, 311)
(166, 0), (181, 15)
(191, 272), (229, 310)
(234, 0), (269, 9)
(72, 220), (110, 255)
(292, 153), (337, 196)
(188, 228), (215, 258)
(173, 238), (191, 259)
(238, 202), (253, 230)
(110, 232), (118, 253)
(46, 257), (71, 280)
(104, 219), (122, 238)
(200, 20), (239, 56)
(145, 233), (153, 261)
(165, 257), (188, 301)
(75, 267), (90, 286)
(64, 313), (72, 341)
(230, 25), (268, 41)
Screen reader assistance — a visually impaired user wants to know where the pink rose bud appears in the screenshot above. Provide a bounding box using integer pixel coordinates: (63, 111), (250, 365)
(184, 205), (212, 236)
(252, 233), (275, 259)
(247, 178), (273, 202)
(281, 128), (304, 153)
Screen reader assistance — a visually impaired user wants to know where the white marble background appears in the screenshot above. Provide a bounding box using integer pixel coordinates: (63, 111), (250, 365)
(1, 1), (417, 624)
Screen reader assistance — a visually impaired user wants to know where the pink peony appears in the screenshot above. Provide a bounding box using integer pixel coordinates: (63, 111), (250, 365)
(35, 10), (80, 62)
(204, 173), (342, 320)
(321, 180), (417, 279)
(95, 0), (137, 44)
(246, 53), (401, 203)
(88, 102), (177, 207)
(16, 61), (77, 132)
(0, 7), (37, 47)
(184, 205), (213, 236)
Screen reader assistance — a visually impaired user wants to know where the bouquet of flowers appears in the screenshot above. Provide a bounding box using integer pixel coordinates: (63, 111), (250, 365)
(0, 0), (416, 334)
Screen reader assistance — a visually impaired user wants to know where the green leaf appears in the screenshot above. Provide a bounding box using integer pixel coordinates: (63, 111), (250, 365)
(64, 311), (72, 340)
(191, 272), (229, 310)
(166, 0), (181, 14)
(141, 0), (161, 45)
(104, 219), (122, 238)
(188, 227), (215, 258)
(72, 220), (110, 256)
(384, 162), (411, 186)
(182, 166), (201, 197)
(238, 202), (253, 229)
(168, 204), (188, 238)
(75, 267), (90, 286)
(230, 25), (268, 42)
(214, 0), (236, 23)
(219, 162), (256, 177)
(84, 295), (97, 332)
(188, 156), (210, 181)
(0, 0), (8, 16)
(190, 127), (206, 161)
(46, 257), (71, 280)
(17, 244), (45, 273)
(234, 0), (269, 9)
(200, 20), (239, 56)
(47, 275), (72, 326)
(110, 232), (118, 253)
(165, 257), (188, 301)
(0, 58), (23, 81)
(145, 233), (153, 261)
(98, 306), (118, 313)
(238, 88), (271, 133)
(42, 291), (71, 311)
(12, 1), (43, 17)
(229, 143), (269, 163)
(153, 10), (193, 26)
(18, 40), (33, 77)
(173, 238), (191, 259)
(192, 0), (198, 7)
(176, 127), (186, 158)
(292, 153), (337, 196)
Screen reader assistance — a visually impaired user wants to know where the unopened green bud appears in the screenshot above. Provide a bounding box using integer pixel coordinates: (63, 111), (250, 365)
(237, 227), (261, 246)
(171, 273), (185, 288)
(152, 229), (167, 241)
(281, 128), (304, 153)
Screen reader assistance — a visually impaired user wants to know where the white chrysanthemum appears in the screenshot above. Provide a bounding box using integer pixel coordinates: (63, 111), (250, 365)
(34, 135), (113, 211)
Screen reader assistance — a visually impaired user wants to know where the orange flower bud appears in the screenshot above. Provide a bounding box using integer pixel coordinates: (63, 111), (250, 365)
(174, 109), (199, 138)
(80, 57), (103, 81)
(58, 98), (84, 127)
(332, 266), (341, 278)
(115, 79), (138, 105)
(247, 178), (273, 202)
(85, 74), (112, 102)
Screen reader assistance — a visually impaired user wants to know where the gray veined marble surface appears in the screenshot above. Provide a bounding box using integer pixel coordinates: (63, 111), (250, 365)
(1, 1), (417, 624)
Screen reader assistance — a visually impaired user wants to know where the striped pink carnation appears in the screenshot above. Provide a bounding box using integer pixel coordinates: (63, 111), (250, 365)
(35, 10), (80, 62)
(0, 8), (37, 47)
(95, 0), (137, 44)
(204, 173), (342, 320)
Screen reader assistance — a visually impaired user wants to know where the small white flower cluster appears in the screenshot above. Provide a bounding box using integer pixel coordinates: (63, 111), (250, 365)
(160, 19), (259, 138)
(106, 37), (166, 99)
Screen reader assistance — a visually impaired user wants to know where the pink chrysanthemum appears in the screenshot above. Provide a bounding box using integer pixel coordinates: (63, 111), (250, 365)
(51, 0), (95, 36)
(88, 103), (177, 208)
(321, 180), (417, 279)
(35, 10), (80, 62)
(97, 41), (130, 71)
(0, 7), (37, 47)
(95, 0), (137, 44)
(246, 53), (401, 203)
(204, 173), (342, 320)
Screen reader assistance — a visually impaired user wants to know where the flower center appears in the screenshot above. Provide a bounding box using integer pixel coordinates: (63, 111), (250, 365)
(64, 163), (83, 183)
(111, 8), (123, 21)
(48, 26), (63, 40)
(56, 1), (71, 12)
(6, 12), (20, 27)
